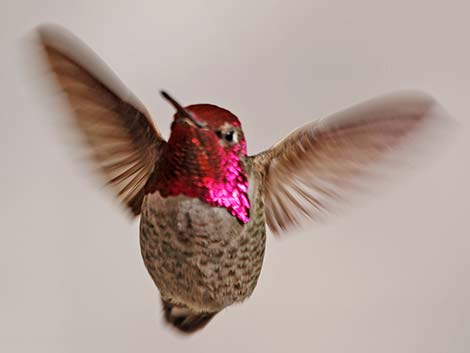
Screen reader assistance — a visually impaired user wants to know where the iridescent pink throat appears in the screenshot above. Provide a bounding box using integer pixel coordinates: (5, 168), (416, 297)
(156, 136), (250, 224)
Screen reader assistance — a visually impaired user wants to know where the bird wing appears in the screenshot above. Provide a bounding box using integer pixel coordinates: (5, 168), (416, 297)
(251, 91), (449, 234)
(37, 24), (165, 215)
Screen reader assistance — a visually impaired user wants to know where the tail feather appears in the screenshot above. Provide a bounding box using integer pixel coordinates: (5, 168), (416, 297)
(161, 299), (217, 334)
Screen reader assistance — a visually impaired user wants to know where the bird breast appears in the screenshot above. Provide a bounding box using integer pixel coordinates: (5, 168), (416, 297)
(139, 186), (266, 312)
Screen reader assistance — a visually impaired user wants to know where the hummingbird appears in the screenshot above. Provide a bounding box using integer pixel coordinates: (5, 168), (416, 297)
(36, 24), (449, 334)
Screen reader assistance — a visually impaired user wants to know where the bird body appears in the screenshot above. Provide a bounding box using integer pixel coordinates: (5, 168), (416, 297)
(140, 174), (266, 330)
(140, 190), (265, 312)
(35, 24), (450, 334)
(138, 103), (267, 331)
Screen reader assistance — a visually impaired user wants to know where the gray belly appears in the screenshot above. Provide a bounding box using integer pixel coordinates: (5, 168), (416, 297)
(139, 192), (266, 312)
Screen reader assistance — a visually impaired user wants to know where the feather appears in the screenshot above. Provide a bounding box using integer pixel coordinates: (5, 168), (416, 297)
(37, 24), (166, 215)
(253, 91), (450, 234)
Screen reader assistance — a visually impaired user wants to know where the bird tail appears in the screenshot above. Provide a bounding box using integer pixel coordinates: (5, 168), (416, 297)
(161, 299), (218, 334)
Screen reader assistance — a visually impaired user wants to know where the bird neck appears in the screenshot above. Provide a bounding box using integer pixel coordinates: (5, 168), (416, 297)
(151, 141), (251, 224)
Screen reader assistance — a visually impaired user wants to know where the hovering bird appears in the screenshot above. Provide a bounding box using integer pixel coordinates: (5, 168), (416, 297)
(36, 24), (449, 334)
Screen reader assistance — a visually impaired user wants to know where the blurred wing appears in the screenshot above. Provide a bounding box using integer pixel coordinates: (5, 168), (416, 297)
(37, 24), (165, 215)
(253, 91), (449, 234)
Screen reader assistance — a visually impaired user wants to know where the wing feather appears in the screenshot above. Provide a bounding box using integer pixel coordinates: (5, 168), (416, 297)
(37, 24), (165, 215)
(253, 91), (450, 234)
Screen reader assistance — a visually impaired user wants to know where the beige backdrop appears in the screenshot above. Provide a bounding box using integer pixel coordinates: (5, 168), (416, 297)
(1, 1), (470, 352)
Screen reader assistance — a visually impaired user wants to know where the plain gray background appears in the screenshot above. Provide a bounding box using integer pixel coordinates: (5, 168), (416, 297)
(1, 1), (469, 352)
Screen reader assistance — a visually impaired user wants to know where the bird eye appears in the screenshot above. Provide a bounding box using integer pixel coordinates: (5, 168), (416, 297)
(216, 129), (237, 143)
(224, 131), (234, 142)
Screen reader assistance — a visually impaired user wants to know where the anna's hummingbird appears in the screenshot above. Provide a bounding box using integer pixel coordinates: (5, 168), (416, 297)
(36, 24), (449, 334)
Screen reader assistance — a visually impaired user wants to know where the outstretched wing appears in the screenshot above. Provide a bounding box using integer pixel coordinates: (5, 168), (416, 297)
(37, 24), (165, 215)
(252, 91), (449, 234)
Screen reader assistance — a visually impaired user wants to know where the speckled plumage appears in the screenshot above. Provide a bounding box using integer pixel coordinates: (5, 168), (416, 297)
(140, 171), (265, 314)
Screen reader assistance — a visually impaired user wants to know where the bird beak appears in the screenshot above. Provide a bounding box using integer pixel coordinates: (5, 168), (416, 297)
(160, 90), (206, 128)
